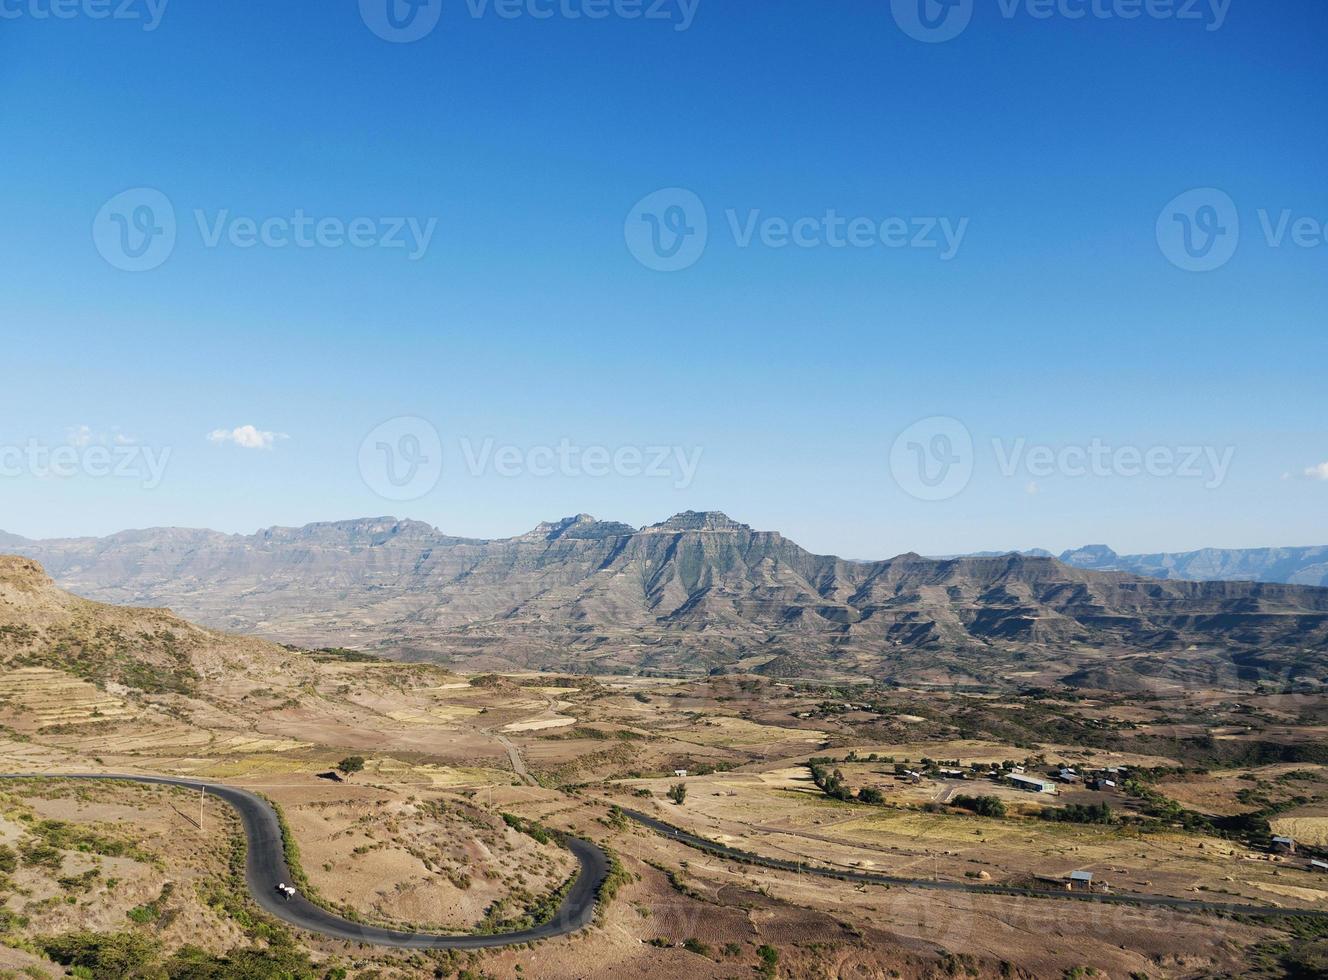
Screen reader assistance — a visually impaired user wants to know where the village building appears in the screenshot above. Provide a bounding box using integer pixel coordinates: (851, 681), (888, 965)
(1008, 773), (1057, 794)
(1068, 870), (1094, 891)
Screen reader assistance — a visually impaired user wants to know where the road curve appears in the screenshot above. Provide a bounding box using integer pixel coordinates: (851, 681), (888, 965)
(620, 807), (1328, 921)
(0, 774), (609, 949)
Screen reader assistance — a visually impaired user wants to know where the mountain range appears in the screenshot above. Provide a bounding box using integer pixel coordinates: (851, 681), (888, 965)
(1054, 544), (1328, 587)
(937, 545), (1328, 586)
(4, 513), (1327, 690)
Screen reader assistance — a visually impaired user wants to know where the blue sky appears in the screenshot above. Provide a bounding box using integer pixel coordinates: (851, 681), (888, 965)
(1, 0), (1325, 557)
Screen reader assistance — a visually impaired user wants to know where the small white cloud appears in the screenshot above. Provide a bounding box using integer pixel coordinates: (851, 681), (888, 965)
(207, 425), (286, 450)
(1305, 462), (1328, 482)
(1025, 481), (1040, 495)
(113, 433), (137, 446)
(66, 425), (95, 447)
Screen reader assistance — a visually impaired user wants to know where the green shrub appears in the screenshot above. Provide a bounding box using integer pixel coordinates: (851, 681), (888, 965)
(952, 795), (1007, 818)
(19, 838), (62, 871)
(163, 943), (320, 979)
(1041, 803), (1114, 825)
(38, 931), (163, 979)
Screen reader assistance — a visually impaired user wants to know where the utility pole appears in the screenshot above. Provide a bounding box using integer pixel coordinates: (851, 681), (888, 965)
(199, 786), (205, 832)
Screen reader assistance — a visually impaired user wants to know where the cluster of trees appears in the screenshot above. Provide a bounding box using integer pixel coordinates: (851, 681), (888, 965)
(951, 794), (1007, 818)
(808, 760), (885, 805)
(1041, 802), (1115, 825)
(809, 762), (855, 802)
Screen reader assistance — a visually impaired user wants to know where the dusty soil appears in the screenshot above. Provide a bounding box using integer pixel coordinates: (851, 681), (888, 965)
(1, 597), (1321, 980)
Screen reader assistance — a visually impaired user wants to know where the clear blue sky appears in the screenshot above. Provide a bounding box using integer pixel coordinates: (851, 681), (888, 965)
(2, 1), (1325, 558)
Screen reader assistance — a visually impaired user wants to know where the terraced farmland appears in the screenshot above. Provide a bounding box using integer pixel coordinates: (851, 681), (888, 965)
(0, 666), (138, 728)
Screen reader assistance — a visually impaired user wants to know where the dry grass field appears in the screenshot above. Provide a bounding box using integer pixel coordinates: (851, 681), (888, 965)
(3, 557), (1328, 978)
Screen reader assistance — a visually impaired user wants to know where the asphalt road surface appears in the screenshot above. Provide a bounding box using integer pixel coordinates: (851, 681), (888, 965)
(619, 806), (1328, 921)
(0, 774), (609, 949)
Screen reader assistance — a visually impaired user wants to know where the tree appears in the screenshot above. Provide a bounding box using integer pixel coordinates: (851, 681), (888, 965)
(952, 794), (1006, 818)
(668, 783), (687, 805)
(337, 756), (366, 778)
(858, 786), (885, 805)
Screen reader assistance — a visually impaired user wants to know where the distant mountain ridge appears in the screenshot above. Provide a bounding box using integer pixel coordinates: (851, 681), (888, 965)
(940, 544), (1328, 588)
(4, 513), (1327, 689)
(1056, 544), (1328, 587)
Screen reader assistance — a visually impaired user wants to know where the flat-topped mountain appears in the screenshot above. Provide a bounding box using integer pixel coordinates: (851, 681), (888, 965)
(5, 513), (1328, 688)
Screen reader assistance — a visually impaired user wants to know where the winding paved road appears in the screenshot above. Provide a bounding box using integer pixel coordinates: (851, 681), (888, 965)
(0, 774), (608, 949)
(619, 807), (1328, 921)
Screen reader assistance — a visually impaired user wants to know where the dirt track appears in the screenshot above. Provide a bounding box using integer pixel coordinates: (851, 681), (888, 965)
(620, 806), (1328, 921)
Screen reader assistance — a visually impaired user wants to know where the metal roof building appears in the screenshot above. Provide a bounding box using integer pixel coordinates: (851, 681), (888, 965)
(1008, 773), (1057, 794)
